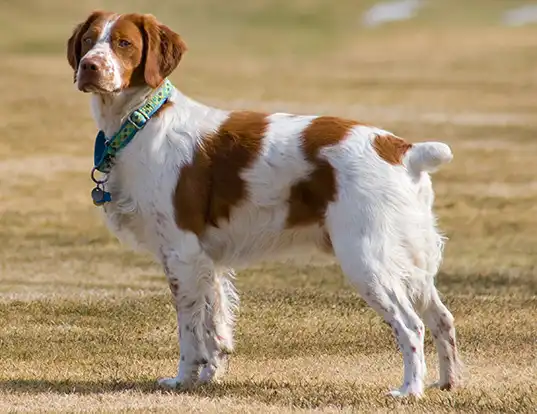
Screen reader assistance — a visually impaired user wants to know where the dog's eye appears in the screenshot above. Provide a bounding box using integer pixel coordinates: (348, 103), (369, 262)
(83, 37), (93, 45)
(118, 39), (131, 48)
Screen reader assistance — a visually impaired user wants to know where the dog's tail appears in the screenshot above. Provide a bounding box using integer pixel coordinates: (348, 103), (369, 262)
(404, 142), (453, 175)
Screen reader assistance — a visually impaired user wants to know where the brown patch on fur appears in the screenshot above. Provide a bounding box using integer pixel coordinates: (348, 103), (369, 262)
(110, 13), (187, 89)
(109, 15), (146, 88)
(174, 111), (267, 236)
(286, 116), (360, 228)
(132, 14), (187, 88)
(373, 134), (412, 165)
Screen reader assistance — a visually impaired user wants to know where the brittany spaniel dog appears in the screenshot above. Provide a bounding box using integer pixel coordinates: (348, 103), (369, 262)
(67, 10), (461, 397)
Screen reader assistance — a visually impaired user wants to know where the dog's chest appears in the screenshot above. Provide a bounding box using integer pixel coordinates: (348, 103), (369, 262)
(101, 186), (149, 251)
(100, 164), (163, 252)
(98, 142), (180, 254)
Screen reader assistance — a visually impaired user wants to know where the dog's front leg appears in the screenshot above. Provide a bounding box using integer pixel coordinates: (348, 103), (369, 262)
(157, 241), (216, 390)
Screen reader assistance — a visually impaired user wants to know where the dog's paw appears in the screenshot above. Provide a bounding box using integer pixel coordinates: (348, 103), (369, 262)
(157, 376), (180, 389)
(157, 376), (195, 390)
(427, 381), (456, 391)
(387, 383), (424, 398)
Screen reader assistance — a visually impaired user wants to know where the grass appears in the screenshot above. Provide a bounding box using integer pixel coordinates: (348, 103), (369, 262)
(1, 0), (537, 412)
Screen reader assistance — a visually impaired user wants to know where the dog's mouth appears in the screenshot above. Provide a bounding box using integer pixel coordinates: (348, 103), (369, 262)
(80, 83), (104, 93)
(76, 71), (119, 94)
(78, 81), (120, 94)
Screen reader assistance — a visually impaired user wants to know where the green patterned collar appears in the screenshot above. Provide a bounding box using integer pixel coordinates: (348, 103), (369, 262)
(93, 79), (174, 174)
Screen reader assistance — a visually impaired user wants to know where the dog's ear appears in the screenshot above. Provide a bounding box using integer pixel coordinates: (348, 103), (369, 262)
(141, 14), (187, 88)
(67, 10), (108, 74)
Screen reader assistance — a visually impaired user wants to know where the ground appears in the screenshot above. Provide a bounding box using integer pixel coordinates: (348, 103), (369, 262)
(1, 0), (536, 412)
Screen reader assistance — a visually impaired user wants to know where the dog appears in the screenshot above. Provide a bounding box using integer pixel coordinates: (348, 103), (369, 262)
(67, 10), (461, 397)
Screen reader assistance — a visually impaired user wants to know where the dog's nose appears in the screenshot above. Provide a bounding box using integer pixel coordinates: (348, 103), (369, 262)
(80, 57), (103, 72)
(82, 62), (98, 71)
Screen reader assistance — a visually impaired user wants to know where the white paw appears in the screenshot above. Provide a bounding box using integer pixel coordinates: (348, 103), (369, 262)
(388, 384), (424, 398)
(157, 376), (181, 390)
(157, 376), (195, 390)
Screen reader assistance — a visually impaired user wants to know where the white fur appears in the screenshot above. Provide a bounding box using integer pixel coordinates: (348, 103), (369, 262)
(405, 142), (453, 176)
(86, 79), (459, 397)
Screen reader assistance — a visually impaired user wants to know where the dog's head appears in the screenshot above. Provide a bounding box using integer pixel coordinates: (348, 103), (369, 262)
(67, 11), (187, 94)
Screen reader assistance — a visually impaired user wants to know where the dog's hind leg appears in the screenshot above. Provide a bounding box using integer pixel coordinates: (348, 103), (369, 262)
(422, 287), (462, 390)
(327, 210), (426, 397)
(361, 284), (425, 397)
(198, 269), (239, 383)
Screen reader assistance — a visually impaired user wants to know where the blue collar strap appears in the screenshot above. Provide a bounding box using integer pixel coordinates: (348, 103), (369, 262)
(93, 79), (174, 174)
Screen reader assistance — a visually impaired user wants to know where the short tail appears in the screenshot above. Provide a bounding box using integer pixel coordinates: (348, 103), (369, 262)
(404, 142), (453, 174)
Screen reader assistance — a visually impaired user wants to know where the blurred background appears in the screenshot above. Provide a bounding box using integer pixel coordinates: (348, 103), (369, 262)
(0, 1), (536, 412)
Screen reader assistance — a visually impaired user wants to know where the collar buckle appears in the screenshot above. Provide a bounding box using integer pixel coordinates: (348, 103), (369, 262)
(126, 112), (145, 130)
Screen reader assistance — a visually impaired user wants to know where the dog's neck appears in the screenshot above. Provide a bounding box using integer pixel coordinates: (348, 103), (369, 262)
(90, 86), (154, 138)
(89, 85), (230, 146)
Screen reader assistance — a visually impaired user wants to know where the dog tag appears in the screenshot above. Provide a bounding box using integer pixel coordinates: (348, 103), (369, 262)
(91, 187), (105, 205)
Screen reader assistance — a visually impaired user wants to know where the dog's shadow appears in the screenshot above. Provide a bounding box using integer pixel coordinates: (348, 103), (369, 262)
(0, 378), (294, 396)
(0, 379), (159, 395)
(0, 378), (386, 407)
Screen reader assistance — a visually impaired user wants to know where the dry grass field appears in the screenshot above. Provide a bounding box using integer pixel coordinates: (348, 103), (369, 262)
(1, 0), (537, 412)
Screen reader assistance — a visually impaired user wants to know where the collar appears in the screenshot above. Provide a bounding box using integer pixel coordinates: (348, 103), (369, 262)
(93, 79), (174, 174)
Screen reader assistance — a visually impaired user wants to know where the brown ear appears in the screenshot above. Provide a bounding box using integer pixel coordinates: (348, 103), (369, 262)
(67, 11), (108, 73)
(142, 15), (187, 88)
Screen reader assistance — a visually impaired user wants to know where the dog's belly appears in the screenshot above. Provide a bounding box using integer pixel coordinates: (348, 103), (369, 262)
(202, 227), (329, 268)
(200, 203), (333, 268)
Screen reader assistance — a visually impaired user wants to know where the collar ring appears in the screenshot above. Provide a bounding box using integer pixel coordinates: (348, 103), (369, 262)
(91, 167), (108, 185)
